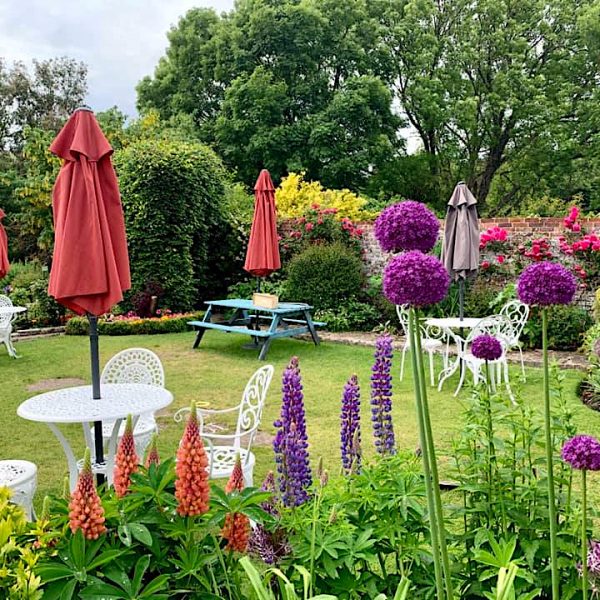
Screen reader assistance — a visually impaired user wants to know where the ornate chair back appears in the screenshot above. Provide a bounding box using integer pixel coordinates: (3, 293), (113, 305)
(0, 294), (14, 329)
(499, 300), (529, 345)
(101, 348), (165, 387)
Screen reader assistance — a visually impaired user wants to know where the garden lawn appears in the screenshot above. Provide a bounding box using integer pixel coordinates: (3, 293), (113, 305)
(0, 330), (595, 506)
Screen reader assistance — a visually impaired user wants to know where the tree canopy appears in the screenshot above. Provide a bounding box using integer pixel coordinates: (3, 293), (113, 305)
(138, 0), (600, 213)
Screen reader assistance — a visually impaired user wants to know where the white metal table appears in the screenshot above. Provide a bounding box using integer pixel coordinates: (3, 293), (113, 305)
(425, 317), (486, 394)
(17, 383), (173, 490)
(0, 306), (26, 357)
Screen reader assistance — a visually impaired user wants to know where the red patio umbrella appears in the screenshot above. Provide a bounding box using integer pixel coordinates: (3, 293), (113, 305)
(48, 107), (130, 476)
(244, 169), (281, 283)
(0, 209), (10, 280)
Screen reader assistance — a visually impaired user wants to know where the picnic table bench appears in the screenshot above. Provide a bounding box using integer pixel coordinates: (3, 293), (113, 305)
(188, 299), (325, 360)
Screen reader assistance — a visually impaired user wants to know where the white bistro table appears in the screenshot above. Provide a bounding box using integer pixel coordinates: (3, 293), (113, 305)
(0, 305), (26, 357)
(424, 317), (485, 394)
(18, 383), (173, 490)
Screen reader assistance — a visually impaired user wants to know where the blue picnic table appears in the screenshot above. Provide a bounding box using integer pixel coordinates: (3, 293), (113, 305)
(188, 299), (325, 360)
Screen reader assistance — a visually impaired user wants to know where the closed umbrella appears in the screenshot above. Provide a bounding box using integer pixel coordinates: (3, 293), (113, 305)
(48, 107), (130, 477)
(244, 169), (281, 283)
(441, 181), (480, 320)
(0, 209), (9, 280)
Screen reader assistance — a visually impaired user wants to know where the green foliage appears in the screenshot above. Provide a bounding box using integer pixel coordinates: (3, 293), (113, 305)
(115, 139), (231, 311)
(65, 313), (203, 336)
(286, 243), (364, 310)
(315, 300), (381, 332)
(523, 305), (593, 350)
(452, 367), (578, 597)
(0, 262), (65, 327)
(34, 459), (273, 599)
(0, 487), (44, 599)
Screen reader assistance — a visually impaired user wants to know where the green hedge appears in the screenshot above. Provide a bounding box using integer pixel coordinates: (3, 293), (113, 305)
(286, 242), (364, 310)
(114, 139), (231, 311)
(65, 313), (203, 336)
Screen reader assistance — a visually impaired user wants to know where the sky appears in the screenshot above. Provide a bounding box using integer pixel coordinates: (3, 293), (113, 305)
(0, 0), (235, 118)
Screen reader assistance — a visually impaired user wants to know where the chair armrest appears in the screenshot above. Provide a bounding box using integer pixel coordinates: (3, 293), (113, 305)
(203, 428), (256, 442)
(198, 406), (240, 416)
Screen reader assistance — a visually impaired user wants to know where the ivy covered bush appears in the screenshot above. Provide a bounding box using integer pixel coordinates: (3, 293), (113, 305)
(115, 139), (232, 312)
(285, 243), (364, 310)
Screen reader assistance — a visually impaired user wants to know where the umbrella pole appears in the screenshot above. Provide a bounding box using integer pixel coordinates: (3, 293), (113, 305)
(458, 279), (465, 377)
(88, 314), (105, 485)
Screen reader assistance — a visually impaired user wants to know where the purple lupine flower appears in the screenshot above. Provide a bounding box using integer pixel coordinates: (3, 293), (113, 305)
(562, 435), (600, 471)
(273, 357), (312, 507)
(471, 335), (503, 361)
(340, 374), (361, 474)
(375, 201), (439, 253)
(248, 471), (291, 565)
(383, 251), (449, 307)
(517, 261), (576, 306)
(371, 334), (396, 455)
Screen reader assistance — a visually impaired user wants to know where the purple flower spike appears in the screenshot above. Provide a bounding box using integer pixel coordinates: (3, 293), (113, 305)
(562, 435), (600, 471)
(340, 374), (361, 474)
(273, 357), (312, 507)
(370, 334), (396, 455)
(471, 335), (503, 361)
(517, 261), (576, 306)
(375, 200), (439, 253)
(383, 251), (449, 307)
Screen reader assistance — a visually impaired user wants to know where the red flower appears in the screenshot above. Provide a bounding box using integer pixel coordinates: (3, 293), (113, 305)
(305, 222), (314, 232)
(113, 415), (139, 498)
(69, 449), (106, 540)
(175, 403), (210, 517)
(497, 255), (505, 264)
(221, 456), (250, 552)
(481, 260), (491, 269)
(573, 223), (581, 232)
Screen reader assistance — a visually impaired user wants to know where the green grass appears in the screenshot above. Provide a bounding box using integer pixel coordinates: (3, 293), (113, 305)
(0, 331), (596, 506)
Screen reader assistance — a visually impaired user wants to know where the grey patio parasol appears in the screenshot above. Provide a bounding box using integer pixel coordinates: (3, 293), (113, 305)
(441, 181), (480, 320)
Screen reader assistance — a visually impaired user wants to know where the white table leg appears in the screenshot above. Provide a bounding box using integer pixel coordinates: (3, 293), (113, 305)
(47, 423), (79, 491)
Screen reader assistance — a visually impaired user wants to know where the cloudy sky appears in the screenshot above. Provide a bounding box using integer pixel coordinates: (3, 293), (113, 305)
(0, 0), (234, 118)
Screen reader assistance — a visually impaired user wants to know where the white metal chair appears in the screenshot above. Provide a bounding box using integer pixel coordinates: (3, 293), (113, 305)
(0, 295), (19, 358)
(457, 315), (515, 403)
(497, 300), (529, 377)
(89, 348), (165, 462)
(0, 460), (37, 520)
(174, 364), (274, 486)
(396, 305), (446, 386)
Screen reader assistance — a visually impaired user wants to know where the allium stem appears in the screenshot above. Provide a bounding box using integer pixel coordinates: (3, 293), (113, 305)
(408, 308), (444, 600)
(412, 308), (453, 600)
(543, 308), (559, 599)
(582, 469), (588, 600)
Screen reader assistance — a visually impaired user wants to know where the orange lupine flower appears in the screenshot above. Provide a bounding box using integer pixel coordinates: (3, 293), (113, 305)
(145, 433), (160, 468)
(113, 415), (139, 498)
(69, 448), (106, 540)
(175, 402), (210, 516)
(221, 455), (250, 552)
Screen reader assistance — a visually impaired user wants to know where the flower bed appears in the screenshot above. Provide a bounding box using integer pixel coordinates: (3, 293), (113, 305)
(65, 311), (203, 336)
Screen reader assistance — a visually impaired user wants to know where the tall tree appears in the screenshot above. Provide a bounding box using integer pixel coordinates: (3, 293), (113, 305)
(0, 57), (87, 151)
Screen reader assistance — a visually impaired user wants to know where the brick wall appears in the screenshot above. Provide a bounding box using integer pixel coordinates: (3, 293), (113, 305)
(360, 217), (600, 278)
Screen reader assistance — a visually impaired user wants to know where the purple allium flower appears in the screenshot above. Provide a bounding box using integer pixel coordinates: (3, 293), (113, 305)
(383, 251), (449, 307)
(471, 335), (503, 361)
(273, 357), (312, 507)
(371, 334), (396, 455)
(375, 200), (439, 253)
(562, 435), (600, 471)
(340, 374), (361, 474)
(517, 261), (576, 306)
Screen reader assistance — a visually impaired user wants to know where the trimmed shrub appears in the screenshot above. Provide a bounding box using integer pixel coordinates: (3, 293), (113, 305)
(65, 312), (203, 336)
(285, 243), (364, 310)
(523, 305), (593, 350)
(114, 139), (231, 312)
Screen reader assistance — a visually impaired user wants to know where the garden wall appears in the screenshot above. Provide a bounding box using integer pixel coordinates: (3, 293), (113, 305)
(359, 216), (600, 277)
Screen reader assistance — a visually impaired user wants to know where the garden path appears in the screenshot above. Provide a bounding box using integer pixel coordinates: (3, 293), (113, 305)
(318, 331), (588, 371)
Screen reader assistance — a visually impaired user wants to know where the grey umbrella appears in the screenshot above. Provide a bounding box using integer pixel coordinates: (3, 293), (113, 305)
(441, 182), (480, 321)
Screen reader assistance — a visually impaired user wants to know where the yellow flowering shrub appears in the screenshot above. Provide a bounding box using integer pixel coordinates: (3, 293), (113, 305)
(275, 172), (376, 221)
(0, 488), (43, 600)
